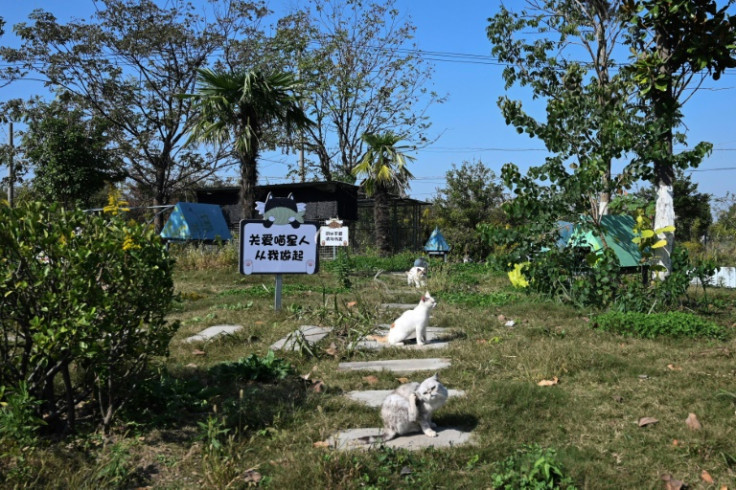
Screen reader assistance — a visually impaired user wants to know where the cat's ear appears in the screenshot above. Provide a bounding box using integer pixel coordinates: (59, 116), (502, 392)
(432, 372), (439, 381)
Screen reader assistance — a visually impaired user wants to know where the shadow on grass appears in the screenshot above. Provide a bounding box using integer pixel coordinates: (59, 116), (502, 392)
(117, 356), (309, 435)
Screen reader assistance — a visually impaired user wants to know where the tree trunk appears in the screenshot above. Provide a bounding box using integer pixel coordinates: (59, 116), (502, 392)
(653, 163), (675, 279)
(373, 188), (391, 255)
(240, 148), (259, 220)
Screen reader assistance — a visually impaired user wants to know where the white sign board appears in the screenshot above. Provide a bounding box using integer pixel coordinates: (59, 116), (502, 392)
(239, 221), (319, 274)
(320, 226), (349, 247)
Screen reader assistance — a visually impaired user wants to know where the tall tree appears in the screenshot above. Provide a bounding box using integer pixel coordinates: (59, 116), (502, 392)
(431, 161), (506, 260)
(352, 132), (414, 255)
(624, 0), (736, 277)
(184, 69), (311, 219)
(2, 0), (266, 229)
(272, 0), (441, 182)
(487, 0), (634, 223)
(23, 99), (125, 209)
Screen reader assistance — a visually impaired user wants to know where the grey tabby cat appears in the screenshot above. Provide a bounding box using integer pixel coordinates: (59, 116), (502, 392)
(380, 373), (448, 441)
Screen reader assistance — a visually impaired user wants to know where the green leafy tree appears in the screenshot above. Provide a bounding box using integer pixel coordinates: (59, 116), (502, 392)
(623, 0), (736, 277)
(3, 0), (266, 229)
(184, 69), (312, 219)
(22, 100), (125, 209)
(352, 132), (414, 255)
(271, 0), (442, 182)
(430, 161), (506, 260)
(487, 0), (635, 223)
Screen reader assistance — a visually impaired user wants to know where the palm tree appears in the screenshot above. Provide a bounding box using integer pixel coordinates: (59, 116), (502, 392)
(352, 132), (415, 255)
(184, 69), (311, 219)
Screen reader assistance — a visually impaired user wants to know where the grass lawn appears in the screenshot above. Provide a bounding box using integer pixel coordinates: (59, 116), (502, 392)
(5, 256), (736, 489)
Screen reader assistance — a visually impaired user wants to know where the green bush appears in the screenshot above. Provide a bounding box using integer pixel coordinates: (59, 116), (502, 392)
(0, 202), (178, 433)
(491, 444), (577, 489)
(592, 311), (729, 340)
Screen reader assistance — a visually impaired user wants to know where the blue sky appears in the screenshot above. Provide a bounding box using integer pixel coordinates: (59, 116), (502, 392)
(2, 0), (736, 209)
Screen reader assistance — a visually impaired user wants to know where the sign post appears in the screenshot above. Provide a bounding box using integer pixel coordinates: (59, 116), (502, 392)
(239, 194), (319, 311)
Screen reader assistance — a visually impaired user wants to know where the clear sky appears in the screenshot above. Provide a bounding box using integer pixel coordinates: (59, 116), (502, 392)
(2, 1), (736, 210)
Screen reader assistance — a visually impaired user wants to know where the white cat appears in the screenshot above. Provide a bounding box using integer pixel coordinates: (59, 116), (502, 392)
(381, 373), (448, 440)
(406, 266), (426, 288)
(387, 291), (436, 346)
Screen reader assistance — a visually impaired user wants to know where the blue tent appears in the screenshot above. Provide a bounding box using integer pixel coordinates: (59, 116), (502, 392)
(160, 202), (231, 242)
(424, 227), (451, 255)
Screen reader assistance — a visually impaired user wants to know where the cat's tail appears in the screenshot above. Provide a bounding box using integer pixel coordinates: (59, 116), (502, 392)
(365, 334), (389, 343)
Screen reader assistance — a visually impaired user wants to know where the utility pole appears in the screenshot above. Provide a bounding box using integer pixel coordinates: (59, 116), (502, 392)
(7, 121), (14, 207)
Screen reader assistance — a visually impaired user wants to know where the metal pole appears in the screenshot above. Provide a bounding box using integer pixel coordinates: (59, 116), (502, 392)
(7, 122), (14, 207)
(274, 273), (283, 311)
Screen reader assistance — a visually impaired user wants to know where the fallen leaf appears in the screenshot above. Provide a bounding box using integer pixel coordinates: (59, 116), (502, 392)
(497, 314), (506, 322)
(582, 316), (590, 323)
(661, 474), (685, 490)
(686, 412), (702, 431)
(185, 363), (198, 369)
(313, 440), (330, 448)
(477, 339), (487, 344)
(504, 320), (516, 327)
(537, 376), (559, 387)
(400, 466), (413, 476)
(396, 377), (410, 384)
(612, 395), (624, 403)
(300, 373), (311, 381)
(639, 374), (650, 380)
(310, 380), (325, 393)
(362, 375), (379, 385)
(701, 470), (714, 484)
(672, 439), (680, 447)
(243, 469), (262, 484)
(255, 321), (264, 326)
(667, 364), (682, 371)
(347, 301), (357, 308)
(192, 349), (206, 356)
(325, 342), (338, 357)
(638, 417), (659, 427)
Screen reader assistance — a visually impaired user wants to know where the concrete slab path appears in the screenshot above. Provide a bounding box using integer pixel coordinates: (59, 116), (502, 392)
(328, 427), (473, 451)
(270, 325), (333, 351)
(381, 303), (418, 310)
(184, 325), (242, 344)
(338, 358), (451, 374)
(345, 389), (466, 407)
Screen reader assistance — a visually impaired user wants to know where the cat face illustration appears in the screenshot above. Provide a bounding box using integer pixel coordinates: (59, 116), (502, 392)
(255, 192), (306, 227)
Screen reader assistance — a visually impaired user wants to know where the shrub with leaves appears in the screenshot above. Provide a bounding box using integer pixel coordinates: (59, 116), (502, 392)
(491, 444), (577, 489)
(0, 201), (177, 433)
(592, 311), (729, 340)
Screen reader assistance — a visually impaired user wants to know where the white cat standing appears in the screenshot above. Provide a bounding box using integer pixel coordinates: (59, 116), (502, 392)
(387, 291), (436, 346)
(406, 266), (427, 288)
(381, 374), (448, 440)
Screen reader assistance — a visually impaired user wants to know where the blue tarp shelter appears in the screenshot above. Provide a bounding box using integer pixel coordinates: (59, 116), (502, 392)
(424, 227), (451, 260)
(160, 202), (231, 242)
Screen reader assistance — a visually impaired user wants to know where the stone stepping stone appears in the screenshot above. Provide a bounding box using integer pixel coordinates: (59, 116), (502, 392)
(354, 326), (451, 351)
(185, 325), (242, 343)
(270, 325), (333, 351)
(355, 338), (450, 350)
(328, 427), (473, 451)
(381, 303), (417, 310)
(345, 389), (466, 407)
(338, 358), (451, 374)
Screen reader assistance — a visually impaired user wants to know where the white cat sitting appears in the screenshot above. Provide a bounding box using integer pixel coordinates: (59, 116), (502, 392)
(387, 291), (436, 346)
(406, 266), (427, 288)
(381, 373), (448, 440)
